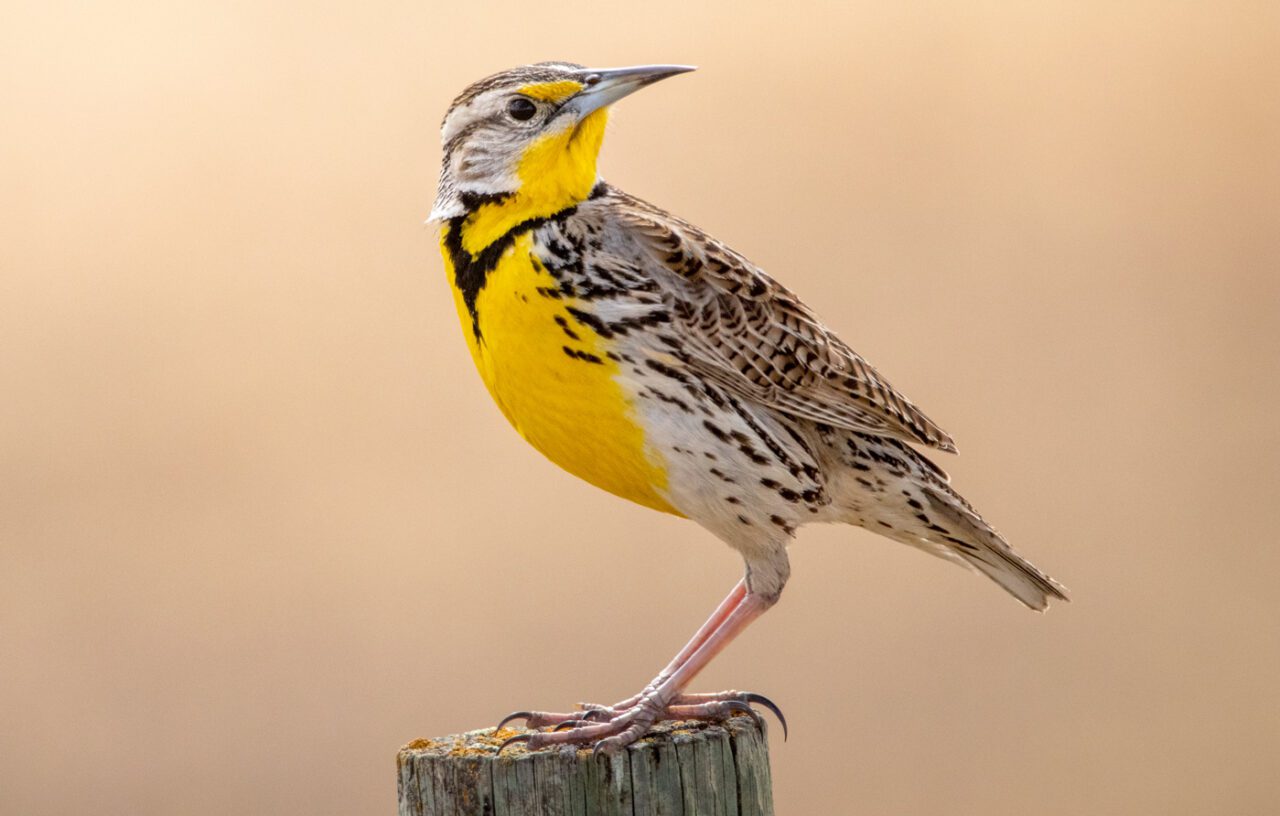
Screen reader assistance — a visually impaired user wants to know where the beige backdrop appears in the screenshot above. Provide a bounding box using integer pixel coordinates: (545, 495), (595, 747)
(3, 2), (1278, 814)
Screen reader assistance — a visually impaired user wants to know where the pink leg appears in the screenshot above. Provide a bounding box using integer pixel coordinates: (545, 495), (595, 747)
(581, 578), (748, 713)
(654, 578), (748, 680)
(512, 584), (778, 753)
(507, 580), (749, 729)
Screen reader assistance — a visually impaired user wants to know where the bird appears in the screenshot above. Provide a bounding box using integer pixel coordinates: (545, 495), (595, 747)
(430, 62), (1068, 754)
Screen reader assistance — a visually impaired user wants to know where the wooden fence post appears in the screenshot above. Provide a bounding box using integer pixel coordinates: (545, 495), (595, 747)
(397, 716), (774, 815)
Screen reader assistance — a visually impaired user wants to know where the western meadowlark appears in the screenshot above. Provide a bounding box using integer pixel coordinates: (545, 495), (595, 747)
(431, 62), (1068, 753)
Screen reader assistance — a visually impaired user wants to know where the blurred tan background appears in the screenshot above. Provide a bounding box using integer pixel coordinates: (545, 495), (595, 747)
(2, 1), (1278, 813)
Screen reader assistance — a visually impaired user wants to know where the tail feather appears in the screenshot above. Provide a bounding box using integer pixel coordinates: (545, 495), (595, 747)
(923, 486), (1069, 611)
(815, 428), (1069, 610)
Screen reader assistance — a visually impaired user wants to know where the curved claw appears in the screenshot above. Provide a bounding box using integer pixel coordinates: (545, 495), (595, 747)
(719, 699), (766, 731)
(552, 719), (592, 732)
(580, 708), (612, 723)
(743, 692), (788, 741)
(497, 733), (532, 754)
(495, 711), (533, 732)
(592, 736), (622, 758)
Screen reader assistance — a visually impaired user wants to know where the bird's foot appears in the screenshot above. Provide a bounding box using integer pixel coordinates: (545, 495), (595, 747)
(496, 690), (785, 754)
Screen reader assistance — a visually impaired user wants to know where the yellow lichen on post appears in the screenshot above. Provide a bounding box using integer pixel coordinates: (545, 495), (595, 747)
(397, 717), (774, 816)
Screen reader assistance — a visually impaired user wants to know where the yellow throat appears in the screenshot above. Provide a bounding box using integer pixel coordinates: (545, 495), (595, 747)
(461, 103), (607, 254)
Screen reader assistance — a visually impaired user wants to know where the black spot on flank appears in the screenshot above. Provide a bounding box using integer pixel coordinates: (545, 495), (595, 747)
(906, 498), (923, 510)
(586, 263), (621, 288)
(564, 306), (614, 338)
(725, 496), (741, 505)
(646, 389), (693, 414)
(760, 478), (781, 489)
(878, 521), (894, 529)
(561, 346), (604, 364)
(535, 286), (563, 299)
(915, 513), (931, 524)
(738, 515), (752, 525)
(769, 515), (795, 534)
(553, 315), (580, 341)
(644, 359), (690, 383)
(700, 385), (728, 409)
(863, 446), (906, 470)
(544, 238), (573, 261)
(684, 385), (715, 415)
(702, 421), (730, 443)
(608, 312), (672, 335)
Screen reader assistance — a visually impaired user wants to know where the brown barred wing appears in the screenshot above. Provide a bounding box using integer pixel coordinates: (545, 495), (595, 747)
(606, 189), (958, 453)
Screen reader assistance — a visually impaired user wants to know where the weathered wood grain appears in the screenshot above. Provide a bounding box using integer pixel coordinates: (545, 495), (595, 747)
(397, 716), (774, 816)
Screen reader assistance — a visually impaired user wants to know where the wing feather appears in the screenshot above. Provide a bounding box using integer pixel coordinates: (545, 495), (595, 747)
(606, 188), (957, 453)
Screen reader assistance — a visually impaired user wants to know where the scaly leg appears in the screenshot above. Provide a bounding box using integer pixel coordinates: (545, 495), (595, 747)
(500, 580), (781, 753)
(501, 579), (749, 728)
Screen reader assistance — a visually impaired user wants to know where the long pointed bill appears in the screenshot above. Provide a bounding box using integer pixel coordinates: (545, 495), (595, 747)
(561, 64), (696, 119)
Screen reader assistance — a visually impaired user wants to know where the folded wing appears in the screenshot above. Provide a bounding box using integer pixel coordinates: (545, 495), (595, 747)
(609, 189), (957, 454)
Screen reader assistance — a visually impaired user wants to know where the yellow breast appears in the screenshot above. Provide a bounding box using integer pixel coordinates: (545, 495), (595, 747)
(443, 229), (678, 516)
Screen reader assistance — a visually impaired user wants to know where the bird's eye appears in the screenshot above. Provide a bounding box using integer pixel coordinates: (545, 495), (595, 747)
(507, 97), (537, 121)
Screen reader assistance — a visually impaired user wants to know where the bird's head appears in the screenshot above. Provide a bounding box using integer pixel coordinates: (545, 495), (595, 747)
(430, 62), (694, 224)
